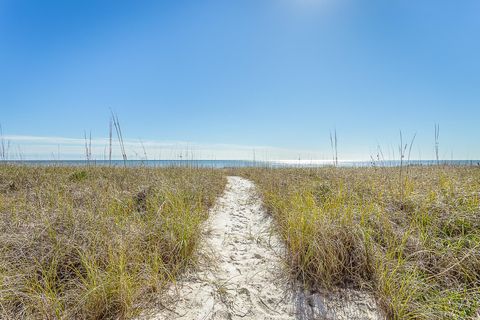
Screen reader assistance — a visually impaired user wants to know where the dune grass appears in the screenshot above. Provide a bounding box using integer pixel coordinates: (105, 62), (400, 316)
(0, 165), (225, 319)
(2, 164), (479, 319)
(241, 166), (480, 319)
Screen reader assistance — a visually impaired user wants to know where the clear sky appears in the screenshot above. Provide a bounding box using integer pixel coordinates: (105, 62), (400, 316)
(1, 0), (479, 160)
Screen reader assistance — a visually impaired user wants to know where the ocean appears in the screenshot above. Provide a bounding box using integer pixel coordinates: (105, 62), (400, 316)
(3, 159), (480, 168)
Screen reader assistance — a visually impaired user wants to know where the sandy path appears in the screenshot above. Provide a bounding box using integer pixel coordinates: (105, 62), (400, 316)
(150, 176), (382, 320)
(150, 176), (294, 319)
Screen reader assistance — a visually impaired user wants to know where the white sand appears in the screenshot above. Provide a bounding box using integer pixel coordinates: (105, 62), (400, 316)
(148, 176), (383, 320)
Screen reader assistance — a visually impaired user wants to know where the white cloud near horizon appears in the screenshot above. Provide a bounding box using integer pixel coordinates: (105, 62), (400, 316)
(1, 134), (334, 161)
(3, 134), (473, 162)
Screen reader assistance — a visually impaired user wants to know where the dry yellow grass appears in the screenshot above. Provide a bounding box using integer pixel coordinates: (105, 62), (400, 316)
(241, 166), (480, 319)
(0, 165), (225, 319)
(2, 164), (479, 319)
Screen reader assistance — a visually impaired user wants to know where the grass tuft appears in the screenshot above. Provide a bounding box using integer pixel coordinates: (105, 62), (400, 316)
(0, 165), (225, 319)
(241, 166), (480, 319)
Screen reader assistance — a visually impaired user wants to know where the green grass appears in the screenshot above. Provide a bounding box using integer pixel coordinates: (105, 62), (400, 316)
(2, 164), (479, 319)
(0, 165), (225, 319)
(240, 166), (480, 319)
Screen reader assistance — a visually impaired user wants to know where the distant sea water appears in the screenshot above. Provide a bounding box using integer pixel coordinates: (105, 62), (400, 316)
(3, 160), (480, 168)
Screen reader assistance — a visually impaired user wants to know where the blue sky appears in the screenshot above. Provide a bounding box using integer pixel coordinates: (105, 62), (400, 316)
(1, 0), (479, 160)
